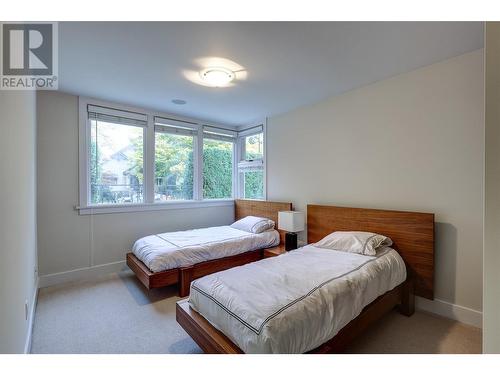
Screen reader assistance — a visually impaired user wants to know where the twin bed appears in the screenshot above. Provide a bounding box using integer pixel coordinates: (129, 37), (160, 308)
(127, 199), (292, 297)
(127, 200), (435, 354)
(176, 204), (435, 354)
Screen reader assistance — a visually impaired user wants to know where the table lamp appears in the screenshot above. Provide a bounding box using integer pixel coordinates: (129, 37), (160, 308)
(278, 211), (305, 251)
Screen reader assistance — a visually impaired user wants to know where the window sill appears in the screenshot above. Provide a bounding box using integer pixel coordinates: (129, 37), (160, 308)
(76, 199), (235, 215)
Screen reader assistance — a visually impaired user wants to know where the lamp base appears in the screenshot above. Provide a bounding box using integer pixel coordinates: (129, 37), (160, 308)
(285, 232), (298, 251)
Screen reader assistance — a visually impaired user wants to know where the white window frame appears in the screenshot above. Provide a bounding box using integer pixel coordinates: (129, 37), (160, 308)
(202, 125), (237, 200)
(236, 119), (267, 200)
(153, 116), (199, 202)
(77, 97), (237, 214)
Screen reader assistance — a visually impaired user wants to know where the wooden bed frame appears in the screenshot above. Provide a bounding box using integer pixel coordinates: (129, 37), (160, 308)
(176, 204), (435, 353)
(126, 199), (292, 297)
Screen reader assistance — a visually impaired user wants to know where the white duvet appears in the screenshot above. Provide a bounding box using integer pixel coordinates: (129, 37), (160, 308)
(189, 245), (406, 353)
(132, 226), (279, 272)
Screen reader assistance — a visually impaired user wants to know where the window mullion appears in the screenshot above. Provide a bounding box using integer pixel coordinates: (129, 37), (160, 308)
(236, 136), (244, 198)
(232, 139), (237, 199)
(194, 127), (203, 201)
(144, 116), (155, 204)
(78, 98), (89, 207)
(263, 118), (268, 200)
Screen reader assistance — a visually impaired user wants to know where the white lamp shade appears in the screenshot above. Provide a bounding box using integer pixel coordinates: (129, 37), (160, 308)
(278, 211), (305, 232)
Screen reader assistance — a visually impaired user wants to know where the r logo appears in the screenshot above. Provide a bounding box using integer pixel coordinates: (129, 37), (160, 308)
(2, 23), (53, 76)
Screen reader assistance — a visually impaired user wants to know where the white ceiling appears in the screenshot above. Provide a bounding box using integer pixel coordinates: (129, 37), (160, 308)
(59, 22), (483, 126)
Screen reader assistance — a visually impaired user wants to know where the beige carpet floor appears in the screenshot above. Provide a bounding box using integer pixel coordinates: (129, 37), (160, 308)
(31, 270), (482, 354)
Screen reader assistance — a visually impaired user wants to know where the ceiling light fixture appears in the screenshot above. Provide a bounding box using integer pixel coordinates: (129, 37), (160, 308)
(172, 99), (187, 105)
(199, 67), (235, 87)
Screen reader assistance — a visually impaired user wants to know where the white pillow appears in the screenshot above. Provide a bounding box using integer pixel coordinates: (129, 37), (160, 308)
(230, 216), (275, 234)
(313, 231), (392, 256)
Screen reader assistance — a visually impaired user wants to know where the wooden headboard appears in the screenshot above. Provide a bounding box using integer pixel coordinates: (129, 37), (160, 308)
(307, 205), (435, 300)
(235, 199), (293, 244)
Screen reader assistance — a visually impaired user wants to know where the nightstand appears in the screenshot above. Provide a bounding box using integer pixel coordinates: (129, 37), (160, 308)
(263, 244), (287, 258)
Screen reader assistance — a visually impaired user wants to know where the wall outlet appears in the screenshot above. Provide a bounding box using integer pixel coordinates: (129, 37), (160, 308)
(25, 300), (29, 321)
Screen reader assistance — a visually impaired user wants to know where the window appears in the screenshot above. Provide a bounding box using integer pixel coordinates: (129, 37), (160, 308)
(241, 169), (264, 199)
(88, 105), (146, 205)
(79, 98), (265, 213)
(244, 132), (264, 160)
(237, 126), (265, 199)
(202, 127), (236, 199)
(154, 118), (196, 201)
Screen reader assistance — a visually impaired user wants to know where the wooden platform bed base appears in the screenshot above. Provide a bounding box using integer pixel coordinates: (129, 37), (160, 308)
(126, 199), (293, 297)
(175, 204), (433, 354)
(127, 249), (264, 297)
(175, 277), (415, 354)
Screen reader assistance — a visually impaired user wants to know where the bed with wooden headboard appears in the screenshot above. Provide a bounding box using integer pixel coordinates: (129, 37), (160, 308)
(176, 204), (435, 353)
(307, 205), (435, 299)
(126, 199), (292, 297)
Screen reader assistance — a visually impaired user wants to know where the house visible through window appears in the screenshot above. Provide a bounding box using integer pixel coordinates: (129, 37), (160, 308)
(88, 106), (146, 205)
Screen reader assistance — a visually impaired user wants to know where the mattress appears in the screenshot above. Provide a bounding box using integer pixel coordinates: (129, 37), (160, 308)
(188, 245), (406, 353)
(132, 226), (279, 272)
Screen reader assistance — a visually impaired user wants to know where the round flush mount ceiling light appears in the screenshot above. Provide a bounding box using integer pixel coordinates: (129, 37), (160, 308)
(184, 57), (246, 88)
(172, 99), (187, 105)
(199, 67), (235, 87)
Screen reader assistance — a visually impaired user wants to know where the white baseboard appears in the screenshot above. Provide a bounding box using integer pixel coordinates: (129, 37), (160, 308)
(24, 277), (39, 354)
(39, 261), (127, 289)
(416, 296), (482, 328)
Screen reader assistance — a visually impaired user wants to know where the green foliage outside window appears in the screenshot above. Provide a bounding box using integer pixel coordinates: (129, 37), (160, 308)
(203, 140), (233, 199)
(154, 133), (193, 200)
(154, 135), (235, 200)
(89, 128), (265, 202)
(244, 170), (264, 199)
(242, 148), (264, 199)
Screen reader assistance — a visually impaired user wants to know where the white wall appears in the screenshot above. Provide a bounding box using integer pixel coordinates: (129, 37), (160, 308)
(484, 23), (500, 353)
(36, 91), (234, 284)
(267, 50), (484, 317)
(0, 90), (38, 353)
